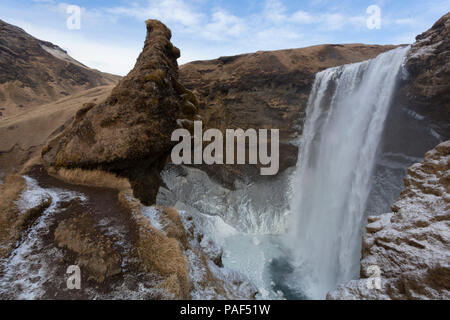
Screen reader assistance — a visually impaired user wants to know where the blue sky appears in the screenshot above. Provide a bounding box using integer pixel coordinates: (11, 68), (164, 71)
(1, 0), (448, 75)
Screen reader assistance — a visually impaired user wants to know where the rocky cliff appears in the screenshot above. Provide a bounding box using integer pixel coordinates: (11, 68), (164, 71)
(179, 44), (398, 183)
(400, 12), (450, 139)
(0, 19), (120, 118)
(41, 20), (199, 205)
(328, 140), (450, 299)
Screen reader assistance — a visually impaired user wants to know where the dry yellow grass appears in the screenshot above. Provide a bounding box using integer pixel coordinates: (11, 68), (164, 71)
(117, 190), (190, 299)
(138, 228), (189, 298)
(158, 206), (188, 249)
(0, 174), (25, 259)
(48, 167), (131, 191)
(157, 273), (182, 298)
(0, 175), (26, 219)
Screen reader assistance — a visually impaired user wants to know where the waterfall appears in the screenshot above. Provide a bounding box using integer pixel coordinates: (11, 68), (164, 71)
(288, 46), (409, 299)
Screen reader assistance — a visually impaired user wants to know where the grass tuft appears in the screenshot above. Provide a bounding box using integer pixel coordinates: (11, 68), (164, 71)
(138, 228), (189, 299)
(48, 167), (131, 191)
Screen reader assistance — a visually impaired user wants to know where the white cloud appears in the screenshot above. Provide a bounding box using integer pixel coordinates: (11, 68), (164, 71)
(256, 27), (301, 42)
(108, 0), (203, 31)
(5, 0), (436, 75)
(395, 18), (416, 26)
(264, 0), (287, 23)
(321, 13), (345, 30)
(348, 15), (367, 28)
(290, 10), (315, 24)
(202, 9), (246, 40)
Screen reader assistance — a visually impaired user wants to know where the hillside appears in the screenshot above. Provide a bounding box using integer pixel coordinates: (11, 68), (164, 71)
(0, 85), (114, 175)
(0, 19), (120, 119)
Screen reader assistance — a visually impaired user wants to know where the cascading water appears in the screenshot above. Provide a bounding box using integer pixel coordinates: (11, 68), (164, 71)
(157, 46), (412, 300)
(287, 46), (410, 299)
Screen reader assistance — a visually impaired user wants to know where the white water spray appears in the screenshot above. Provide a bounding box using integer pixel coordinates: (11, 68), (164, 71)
(288, 47), (409, 299)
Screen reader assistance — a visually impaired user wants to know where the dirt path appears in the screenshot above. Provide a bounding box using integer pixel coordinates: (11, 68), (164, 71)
(0, 166), (162, 299)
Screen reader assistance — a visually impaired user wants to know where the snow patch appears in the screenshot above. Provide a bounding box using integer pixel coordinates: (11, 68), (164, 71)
(409, 40), (443, 60)
(141, 206), (166, 231)
(41, 45), (88, 69)
(0, 176), (87, 299)
(15, 176), (50, 213)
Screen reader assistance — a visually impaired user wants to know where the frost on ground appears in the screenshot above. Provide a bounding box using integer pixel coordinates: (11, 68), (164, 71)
(14, 176), (55, 213)
(141, 202), (257, 300)
(1, 176), (173, 300)
(408, 39), (443, 60)
(328, 141), (450, 300)
(0, 176), (87, 299)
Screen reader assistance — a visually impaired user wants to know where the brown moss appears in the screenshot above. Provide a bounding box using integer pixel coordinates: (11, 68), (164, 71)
(174, 78), (199, 108)
(143, 69), (166, 87)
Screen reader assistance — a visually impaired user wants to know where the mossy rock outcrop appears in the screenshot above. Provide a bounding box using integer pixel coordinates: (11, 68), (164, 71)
(42, 20), (198, 205)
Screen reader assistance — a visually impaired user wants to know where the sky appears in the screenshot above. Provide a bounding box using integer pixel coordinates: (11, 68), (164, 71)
(0, 0), (449, 76)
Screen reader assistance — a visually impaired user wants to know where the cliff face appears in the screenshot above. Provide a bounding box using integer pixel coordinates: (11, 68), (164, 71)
(401, 12), (450, 139)
(0, 19), (120, 118)
(179, 44), (398, 183)
(41, 20), (199, 204)
(328, 141), (450, 299)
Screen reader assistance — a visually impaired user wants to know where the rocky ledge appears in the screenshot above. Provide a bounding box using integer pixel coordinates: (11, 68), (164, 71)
(328, 140), (450, 299)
